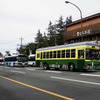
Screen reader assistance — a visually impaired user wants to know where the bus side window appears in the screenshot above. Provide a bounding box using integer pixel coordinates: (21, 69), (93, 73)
(66, 50), (70, 58)
(71, 49), (76, 58)
(41, 53), (42, 59)
(43, 52), (45, 59)
(50, 51), (52, 58)
(62, 50), (65, 58)
(47, 52), (49, 58)
(57, 51), (60, 58)
(78, 50), (84, 58)
(37, 53), (40, 58)
(54, 51), (56, 58)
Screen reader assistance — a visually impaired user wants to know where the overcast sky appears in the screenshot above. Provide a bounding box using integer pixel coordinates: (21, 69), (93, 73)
(0, 0), (100, 55)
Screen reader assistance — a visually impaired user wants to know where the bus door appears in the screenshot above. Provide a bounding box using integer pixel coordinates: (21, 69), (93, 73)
(77, 49), (85, 69)
(78, 49), (85, 59)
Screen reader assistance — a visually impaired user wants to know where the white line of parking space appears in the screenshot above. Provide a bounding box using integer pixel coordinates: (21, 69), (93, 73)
(80, 73), (100, 77)
(45, 70), (62, 73)
(51, 76), (100, 86)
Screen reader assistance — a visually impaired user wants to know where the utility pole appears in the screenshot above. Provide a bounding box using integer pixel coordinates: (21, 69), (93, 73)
(17, 37), (23, 54)
(20, 37), (23, 54)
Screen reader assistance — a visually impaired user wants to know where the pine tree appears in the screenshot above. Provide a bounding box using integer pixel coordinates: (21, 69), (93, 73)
(42, 32), (48, 47)
(24, 15), (73, 54)
(65, 16), (72, 24)
(35, 29), (43, 48)
(56, 16), (65, 45)
(25, 43), (38, 55)
(47, 21), (56, 46)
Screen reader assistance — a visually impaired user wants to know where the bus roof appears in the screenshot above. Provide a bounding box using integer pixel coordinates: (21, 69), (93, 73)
(36, 42), (100, 51)
(5, 55), (18, 58)
(28, 54), (35, 56)
(5, 54), (27, 58)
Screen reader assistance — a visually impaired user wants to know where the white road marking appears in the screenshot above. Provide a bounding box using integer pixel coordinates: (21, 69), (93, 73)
(10, 70), (26, 74)
(51, 76), (100, 86)
(25, 68), (35, 71)
(13, 68), (21, 70)
(45, 71), (62, 73)
(80, 73), (100, 77)
(5, 67), (10, 68)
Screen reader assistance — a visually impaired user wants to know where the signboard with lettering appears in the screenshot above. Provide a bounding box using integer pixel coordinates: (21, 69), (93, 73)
(73, 29), (91, 37)
(64, 23), (100, 41)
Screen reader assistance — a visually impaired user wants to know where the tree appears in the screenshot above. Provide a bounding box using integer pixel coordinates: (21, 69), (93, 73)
(47, 21), (56, 46)
(25, 43), (38, 55)
(42, 32), (48, 47)
(65, 16), (72, 24)
(46, 16), (72, 46)
(35, 29), (44, 48)
(56, 16), (65, 45)
(24, 15), (73, 54)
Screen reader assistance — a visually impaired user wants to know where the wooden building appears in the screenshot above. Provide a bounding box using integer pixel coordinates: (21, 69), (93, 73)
(64, 13), (100, 44)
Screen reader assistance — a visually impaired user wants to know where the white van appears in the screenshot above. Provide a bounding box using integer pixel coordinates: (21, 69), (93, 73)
(28, 54), (35, 67)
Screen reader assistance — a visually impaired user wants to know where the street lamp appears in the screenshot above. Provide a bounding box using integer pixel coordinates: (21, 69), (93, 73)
(54, 24), (57, 46)
(65, 1), (83, 42)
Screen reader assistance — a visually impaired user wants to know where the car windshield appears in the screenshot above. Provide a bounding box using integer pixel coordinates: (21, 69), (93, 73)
(86, 49), (99, 60)
(17, 57), (28, 62)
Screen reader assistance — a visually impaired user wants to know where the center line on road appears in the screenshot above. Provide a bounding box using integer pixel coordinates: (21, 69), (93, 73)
(45, 71), (62, 73)
(80, 73), (100, 77)
(0, 75), (75, 100)
(51, 76), (100, 86)
(10, 70), (26, 74)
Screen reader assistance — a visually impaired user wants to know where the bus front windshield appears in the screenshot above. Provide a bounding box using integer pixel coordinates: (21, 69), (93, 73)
(86, 49), (99, 60)
(17, 57), (28, 62)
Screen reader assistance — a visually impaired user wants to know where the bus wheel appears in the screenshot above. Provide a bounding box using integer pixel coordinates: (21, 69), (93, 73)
(13, 63), (15, 67)
(43, 63), (49, 70)
(7, 63), (9, 67)
(83, 69), (87, 72)
(32, 63), (34, 67)
(54, 68), (59, 70)
(68, 63), (75, 71)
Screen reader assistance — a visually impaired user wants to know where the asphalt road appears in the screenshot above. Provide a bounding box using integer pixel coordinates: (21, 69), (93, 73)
(0, 66), (100, 100)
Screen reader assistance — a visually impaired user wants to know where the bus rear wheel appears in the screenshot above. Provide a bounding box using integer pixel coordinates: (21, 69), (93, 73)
(43, 63), (49, 70)
(68, 63), (75, 71)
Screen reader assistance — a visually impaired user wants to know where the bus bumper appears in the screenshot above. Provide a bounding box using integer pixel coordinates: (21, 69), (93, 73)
(86, 66), (95, 70)
(86, 66), (100, 70)
(15, 63), (28, 67)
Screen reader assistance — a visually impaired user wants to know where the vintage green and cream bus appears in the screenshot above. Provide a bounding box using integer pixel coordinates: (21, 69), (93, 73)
(36, 42), (100, 71)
